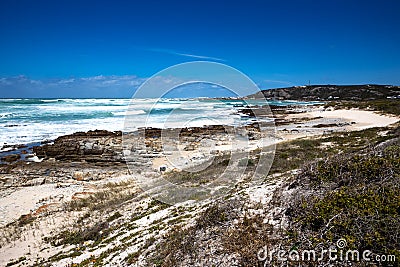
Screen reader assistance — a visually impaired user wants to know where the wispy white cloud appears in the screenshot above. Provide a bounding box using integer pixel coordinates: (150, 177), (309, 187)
(0, 75), (147, 98)
(263, 79), (293, 85)
(0, 74), (247, 98)
(57, 78), (75, 84)
(145, 48), (225, 62)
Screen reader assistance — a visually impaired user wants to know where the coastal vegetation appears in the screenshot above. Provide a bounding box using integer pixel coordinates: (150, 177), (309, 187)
(250, 84), (400, 101)
(284, 138), (400, 263)
(1, 101), (399, 266)
(137, 124), (400, 266)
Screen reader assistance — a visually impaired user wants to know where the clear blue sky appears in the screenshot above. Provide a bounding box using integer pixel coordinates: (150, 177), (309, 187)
(0, 0), (399, 98)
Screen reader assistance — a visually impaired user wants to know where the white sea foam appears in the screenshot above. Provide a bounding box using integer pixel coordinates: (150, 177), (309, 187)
(0, 98), (282, 147)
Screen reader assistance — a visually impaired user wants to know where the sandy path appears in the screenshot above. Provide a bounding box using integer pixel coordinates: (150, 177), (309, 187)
(0, 174), (134, 227)
(0, 184), (83, 227)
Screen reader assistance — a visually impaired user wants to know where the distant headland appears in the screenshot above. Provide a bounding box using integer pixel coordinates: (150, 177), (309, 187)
(248, 84), (400, 101)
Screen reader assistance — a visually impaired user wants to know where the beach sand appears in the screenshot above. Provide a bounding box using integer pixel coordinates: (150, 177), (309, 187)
(302, 108), (400, 129)
(0, 106), (399, 266)
(3, 107), (398, 228)
(277, 108), (399, 141)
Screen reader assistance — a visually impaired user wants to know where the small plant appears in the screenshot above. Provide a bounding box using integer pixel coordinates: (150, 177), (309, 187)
(45, 222), (110, 246)
(107, 211), (122, 222)
(195, 203), (230, 229)
(6, 256), (26, 266)
(17, 214), (35, 226)
(223, 215), (274, 265)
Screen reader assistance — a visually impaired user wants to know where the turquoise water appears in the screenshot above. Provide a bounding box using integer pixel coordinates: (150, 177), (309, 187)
(0, 98), (319, 147)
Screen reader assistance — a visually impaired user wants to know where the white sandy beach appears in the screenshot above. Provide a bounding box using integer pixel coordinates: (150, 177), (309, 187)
(277, 108), (399, 141)
(305, 108), (400, 129)
(0, 107), (399, 266)
(2, 108), (399, 228)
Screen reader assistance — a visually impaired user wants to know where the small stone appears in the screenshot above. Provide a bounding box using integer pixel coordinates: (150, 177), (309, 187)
(73, 171), (84, 181)
(23, 178), (46, 186)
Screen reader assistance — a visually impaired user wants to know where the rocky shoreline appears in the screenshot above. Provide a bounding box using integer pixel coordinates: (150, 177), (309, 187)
(0, 105), (399, 266)
(33, 130), (124, 163)
(0, 123), (263, 186)
(1, 104), (398, 184)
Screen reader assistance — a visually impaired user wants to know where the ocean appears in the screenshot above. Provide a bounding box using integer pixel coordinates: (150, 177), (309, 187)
(0, 98), (315, 148)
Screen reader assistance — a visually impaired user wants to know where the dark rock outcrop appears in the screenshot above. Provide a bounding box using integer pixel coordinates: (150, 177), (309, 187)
(1, 154), (21, 163)
(33, 130), (124, 162)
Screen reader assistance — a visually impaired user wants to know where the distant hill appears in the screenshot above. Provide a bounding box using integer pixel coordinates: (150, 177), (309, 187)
(247, 84), (400, 101)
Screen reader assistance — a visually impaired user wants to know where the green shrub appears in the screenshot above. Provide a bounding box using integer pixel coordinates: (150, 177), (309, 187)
(45, 222), (110, 246)
(285, 142), (400, 260)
